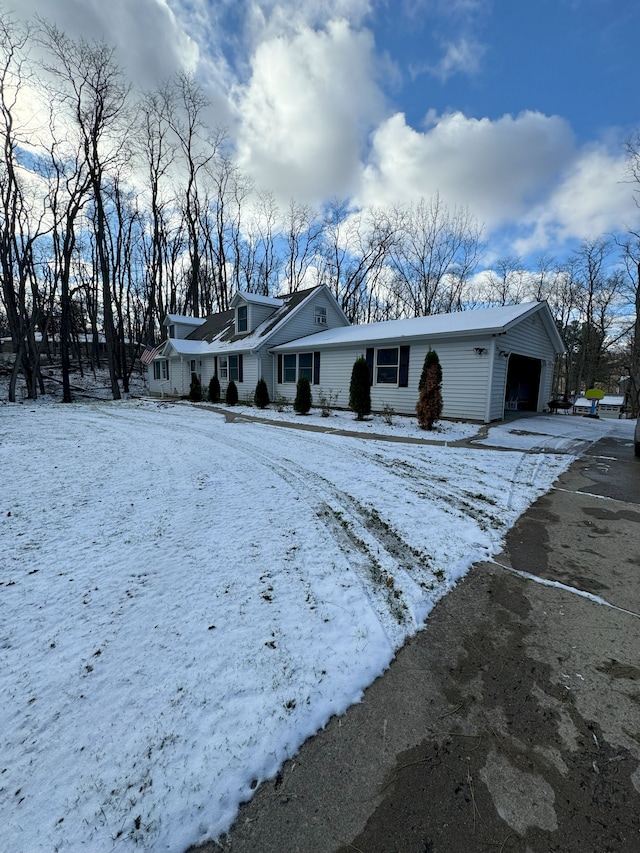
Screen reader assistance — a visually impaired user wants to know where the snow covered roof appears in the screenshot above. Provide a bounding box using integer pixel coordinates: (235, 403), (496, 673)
(574, 395), (623, 407)
(272, 301), (563, 352)
(164, 314), (207, 327)
(230, 292), (284, 308)
(600, 396), (624, 406)
(185, 285), (339, 354)
(164, 339), (211, 356)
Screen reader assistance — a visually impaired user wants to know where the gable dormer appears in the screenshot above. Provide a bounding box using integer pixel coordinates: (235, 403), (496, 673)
(164, 314), (206, 339)
(230, 292), (283, 336)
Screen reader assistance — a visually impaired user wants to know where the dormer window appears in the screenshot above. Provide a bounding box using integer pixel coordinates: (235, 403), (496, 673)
(237, 305), (248, 333)
(314, 305), (327, 326)
(168, 324), (175, 338)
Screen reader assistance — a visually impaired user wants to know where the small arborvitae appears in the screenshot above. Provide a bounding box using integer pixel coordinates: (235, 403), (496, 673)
(349, 356), (371, 421)
(208, 374), (220, 403)
(254, 377), (270, 409)
(226, 380), (238, 406)
(189, 372), (203, 402)
(294, 375), (312, 414)
(416, 348), (443, 430)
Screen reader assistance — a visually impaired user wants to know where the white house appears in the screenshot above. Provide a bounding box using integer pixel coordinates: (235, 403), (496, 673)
(147, 285), (350, 401)
(148, 295), (565, 423)
(272, 301), (564, 422)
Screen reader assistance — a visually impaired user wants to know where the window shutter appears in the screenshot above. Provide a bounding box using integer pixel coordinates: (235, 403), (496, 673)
(365, 348), (374, 386)
(313, 351), (321, 385)
(238, 353), (243, 383)
(399, 346), (410, 387)
(214, 356), (218, 377)
(277, 354), (282, 384)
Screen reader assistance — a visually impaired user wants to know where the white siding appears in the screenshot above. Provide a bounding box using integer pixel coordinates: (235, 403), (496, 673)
(248, 303), (277, 331)
(267, 292), (347, 349)
(500, 314), (559, 411)
(274, 336), (493, 420)
(488, 350), (509, 421)
(167, 320), (201, 339)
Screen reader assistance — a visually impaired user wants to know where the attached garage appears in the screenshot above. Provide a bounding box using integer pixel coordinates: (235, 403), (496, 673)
(271, 301), (565, 423)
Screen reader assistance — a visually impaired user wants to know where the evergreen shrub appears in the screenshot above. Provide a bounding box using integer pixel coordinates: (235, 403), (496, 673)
(208, 374), (220, 403)
(416, 348), (443, 430)
(189, 372), (202, 402)
(294, 375), (312, 414)
(349, 356), (371, 420)
(254, 377), (270, 409)
(226, 380), (238, 406)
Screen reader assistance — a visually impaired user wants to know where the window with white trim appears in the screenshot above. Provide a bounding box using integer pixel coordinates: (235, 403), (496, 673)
(237, 305), (247, 333)
(219, 357), (228, 380)
(314, 305), (327, 326)
(168, 324), (175, 338)
(376, 348), (399, 384)
(154, 360), (169, 381)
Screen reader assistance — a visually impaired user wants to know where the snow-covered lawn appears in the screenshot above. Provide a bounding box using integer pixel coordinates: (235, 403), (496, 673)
(0, 400), (633, 852)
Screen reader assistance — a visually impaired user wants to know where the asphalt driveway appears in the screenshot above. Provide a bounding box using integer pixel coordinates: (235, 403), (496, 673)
(191, 433), (640, 853)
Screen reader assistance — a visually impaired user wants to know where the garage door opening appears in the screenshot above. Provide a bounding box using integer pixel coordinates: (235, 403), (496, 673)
(505, 354), (542, 412)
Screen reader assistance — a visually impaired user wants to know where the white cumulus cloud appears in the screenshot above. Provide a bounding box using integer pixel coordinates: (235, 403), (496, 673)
(234, 18), (386, 203)
(360, 110), (576, 226)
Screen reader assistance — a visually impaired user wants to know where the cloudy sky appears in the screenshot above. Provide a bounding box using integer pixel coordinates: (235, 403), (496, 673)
(11, 0), (640, 264)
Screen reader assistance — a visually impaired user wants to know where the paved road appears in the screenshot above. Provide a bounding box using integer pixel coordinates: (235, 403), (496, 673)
(192, 435), (640, 853)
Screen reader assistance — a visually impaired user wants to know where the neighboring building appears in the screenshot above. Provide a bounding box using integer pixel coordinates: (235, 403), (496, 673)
(148, 295), (565, 423)
(572, 395), (625, 418)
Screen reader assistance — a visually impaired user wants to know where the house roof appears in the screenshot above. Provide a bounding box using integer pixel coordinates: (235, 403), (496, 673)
(272, 301), (565, 353)
(181, 285), (344, 354)
(163, 339), (211, 356)
(164, 314), (207, 327)
(230, 292), (283, 308)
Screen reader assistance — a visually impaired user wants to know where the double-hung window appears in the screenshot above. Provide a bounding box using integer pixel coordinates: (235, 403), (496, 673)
(229, 354), (240, 382)
(298, 353), (313, 381)
(219, 357), (228, 380)
(237, 305), (248, 333)
(283, 354), (297, 383)
(279, 352), (320, 384)
(314, 305), (327, 326)
(376, 348), (399, 384)
(154, 360), (169, 381)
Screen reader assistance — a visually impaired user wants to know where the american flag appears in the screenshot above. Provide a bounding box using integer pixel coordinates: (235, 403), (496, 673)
(140, 345), (160, 365)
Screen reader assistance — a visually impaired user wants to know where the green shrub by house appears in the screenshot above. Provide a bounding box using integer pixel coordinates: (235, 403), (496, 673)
(189, 372), (202, 402)
(208, 374), (220, 403)
(254, 377), (270, 409)
(416, 348), (443, 430)
(294, 375), (312, 414)
(349, 356), (371, 420)
(226, 380), (238, 406)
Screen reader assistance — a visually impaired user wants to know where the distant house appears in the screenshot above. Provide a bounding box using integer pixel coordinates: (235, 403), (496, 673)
(148, 296), (565, 423)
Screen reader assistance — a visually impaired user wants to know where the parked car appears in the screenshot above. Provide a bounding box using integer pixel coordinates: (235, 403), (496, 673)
(635, 415), (640, 457)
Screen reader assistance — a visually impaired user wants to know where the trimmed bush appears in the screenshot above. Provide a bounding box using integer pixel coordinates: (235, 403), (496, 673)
(349, 356), (371, 420)
(189, 372), (202, 402)
(294, 375), (312, 415)
(226, 380), (238, 406)
(254, 377), (270, 409)
(416, 348), (443, 430)
(208, 374), (220, 403)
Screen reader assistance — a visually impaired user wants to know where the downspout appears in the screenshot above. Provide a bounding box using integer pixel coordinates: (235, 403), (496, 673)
(484, 336), (496, 424)
(180, 356), (184, 396)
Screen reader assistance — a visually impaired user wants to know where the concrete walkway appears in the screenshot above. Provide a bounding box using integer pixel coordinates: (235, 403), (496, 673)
(190, 434), (640, 853)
